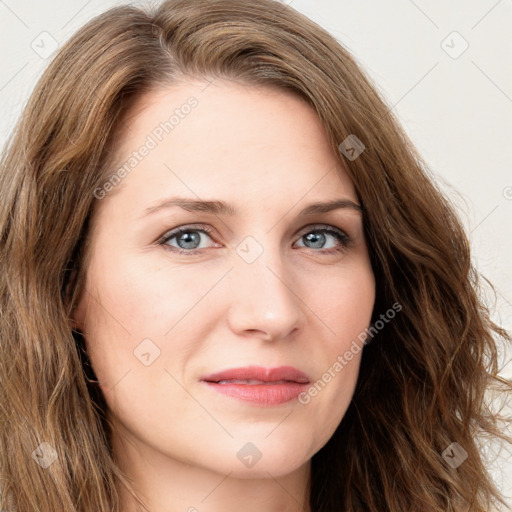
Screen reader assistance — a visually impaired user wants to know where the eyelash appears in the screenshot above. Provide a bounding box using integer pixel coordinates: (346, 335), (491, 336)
(158, 223), (351, 256)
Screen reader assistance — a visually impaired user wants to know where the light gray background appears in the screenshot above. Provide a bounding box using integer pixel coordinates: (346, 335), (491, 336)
(0, 0), (511, 506)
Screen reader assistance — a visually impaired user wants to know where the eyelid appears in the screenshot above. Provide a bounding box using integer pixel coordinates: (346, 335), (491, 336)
(158, 223), (216, 244)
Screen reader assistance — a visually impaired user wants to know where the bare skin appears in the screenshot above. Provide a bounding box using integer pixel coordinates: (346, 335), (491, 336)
(72, 78), (375, 512)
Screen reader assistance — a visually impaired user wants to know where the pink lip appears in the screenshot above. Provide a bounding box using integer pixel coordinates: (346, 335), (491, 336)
(201, 365), (310, 384)
(200, 365), (310, 406)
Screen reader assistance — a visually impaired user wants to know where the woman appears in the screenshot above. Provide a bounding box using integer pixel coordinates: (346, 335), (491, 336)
(0, 0), (510, 510)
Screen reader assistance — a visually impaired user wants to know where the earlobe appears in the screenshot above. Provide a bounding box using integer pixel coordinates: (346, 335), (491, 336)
(69, 301), (88, 334)
(70, 295), (87, 332)
(69, 311), (81, 331)
(65, 268), (85, 331)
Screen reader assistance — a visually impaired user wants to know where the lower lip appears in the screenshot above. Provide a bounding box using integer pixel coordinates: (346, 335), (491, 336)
(202, 381), (309, 405)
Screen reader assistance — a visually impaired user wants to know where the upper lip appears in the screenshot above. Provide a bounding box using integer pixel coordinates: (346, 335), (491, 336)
(201, 365), (310, 384)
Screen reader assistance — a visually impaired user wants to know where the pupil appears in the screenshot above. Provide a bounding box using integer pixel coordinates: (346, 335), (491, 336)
(305, 232), (325, 249)
(179, 231), (200, 249)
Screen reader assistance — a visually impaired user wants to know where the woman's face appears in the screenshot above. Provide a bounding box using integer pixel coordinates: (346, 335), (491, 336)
(73, 79), (375, 481)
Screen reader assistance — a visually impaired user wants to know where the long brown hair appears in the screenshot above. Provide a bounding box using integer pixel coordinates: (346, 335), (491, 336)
(0, 1), (510, 510)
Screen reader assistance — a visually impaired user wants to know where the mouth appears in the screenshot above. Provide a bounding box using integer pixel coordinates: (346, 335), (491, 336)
(200, 366), (311, 406)
(201, 365), (310, 384)
(213, 379), (301, 385)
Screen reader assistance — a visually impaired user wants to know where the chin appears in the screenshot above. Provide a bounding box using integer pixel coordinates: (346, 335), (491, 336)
(204, 439), (312, 479)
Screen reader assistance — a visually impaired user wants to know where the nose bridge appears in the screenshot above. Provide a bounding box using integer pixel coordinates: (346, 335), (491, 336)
(226, 234), (305, 338)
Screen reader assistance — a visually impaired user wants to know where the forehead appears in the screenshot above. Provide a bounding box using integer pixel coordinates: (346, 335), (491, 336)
(99, 79), (357, 216)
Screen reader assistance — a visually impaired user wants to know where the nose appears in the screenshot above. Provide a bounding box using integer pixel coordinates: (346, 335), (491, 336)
(225, 249), (306, 342)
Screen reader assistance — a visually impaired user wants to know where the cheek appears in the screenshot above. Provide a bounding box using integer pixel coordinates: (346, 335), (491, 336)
(79, 252), (223, 392)
(88, 251), (214, 335)
(309, 259), (375, 339)
(297, 262), (374, 429)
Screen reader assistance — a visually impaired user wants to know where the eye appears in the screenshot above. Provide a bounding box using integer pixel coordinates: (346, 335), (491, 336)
(158, 223), (351, 255)
(159, 224), (218, 255)
(294, 225), (351, 254)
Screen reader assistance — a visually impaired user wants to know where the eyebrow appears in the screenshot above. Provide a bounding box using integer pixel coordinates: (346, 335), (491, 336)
(140, 196), (362, 219)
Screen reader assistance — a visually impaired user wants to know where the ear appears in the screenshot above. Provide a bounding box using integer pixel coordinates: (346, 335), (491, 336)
(66, 268), (86, 331)
(71, 297), (87, 332)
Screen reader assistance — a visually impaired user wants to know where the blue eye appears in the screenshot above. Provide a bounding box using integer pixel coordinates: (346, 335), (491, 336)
(160, 225), (216, 254)
(159, 224), (351, 255)
(295, 228), (350, 253)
